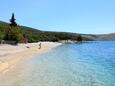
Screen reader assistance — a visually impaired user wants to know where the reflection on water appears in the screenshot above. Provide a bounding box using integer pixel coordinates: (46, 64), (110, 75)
(1, 41), (115, 86)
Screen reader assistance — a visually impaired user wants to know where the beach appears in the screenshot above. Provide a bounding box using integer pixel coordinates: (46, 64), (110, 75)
(0, 41), (115, 86)
(0, 42), (62, 74)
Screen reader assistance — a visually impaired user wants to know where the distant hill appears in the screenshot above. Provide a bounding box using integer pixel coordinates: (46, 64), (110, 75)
(96, 33), (115, 40)
(82, 33), (115, 41)
(0, 21), (115, 42)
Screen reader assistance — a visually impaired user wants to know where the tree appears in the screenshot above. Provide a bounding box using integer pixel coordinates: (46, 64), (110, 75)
(77, 35), (82, 42)
(10, 13), (17, 26)
(4, 13), (23, 43)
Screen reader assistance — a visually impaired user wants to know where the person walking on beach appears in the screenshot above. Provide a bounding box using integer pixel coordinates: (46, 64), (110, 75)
(39, 43), (41, 49)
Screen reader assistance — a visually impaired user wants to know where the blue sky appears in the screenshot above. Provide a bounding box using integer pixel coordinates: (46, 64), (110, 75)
(0, 0), (115, 34)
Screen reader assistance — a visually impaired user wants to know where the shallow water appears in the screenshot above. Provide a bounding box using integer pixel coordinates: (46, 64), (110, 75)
(2, 41), (115, 86)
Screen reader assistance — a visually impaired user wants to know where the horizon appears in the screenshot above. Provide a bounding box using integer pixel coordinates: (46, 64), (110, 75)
(0, 0), (115, 34)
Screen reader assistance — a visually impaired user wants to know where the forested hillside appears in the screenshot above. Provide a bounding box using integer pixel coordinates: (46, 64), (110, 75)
(0, 20), (115, 43)
(0, 21), (92, 43)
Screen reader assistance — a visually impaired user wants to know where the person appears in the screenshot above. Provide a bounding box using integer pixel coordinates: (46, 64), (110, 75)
(39, 43), (41, 49)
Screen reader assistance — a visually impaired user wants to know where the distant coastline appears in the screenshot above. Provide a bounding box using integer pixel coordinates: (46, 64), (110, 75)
(1, 21), (115, 44)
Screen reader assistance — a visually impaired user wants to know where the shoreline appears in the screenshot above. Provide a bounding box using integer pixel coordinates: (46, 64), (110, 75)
(0, 42), (62, 74)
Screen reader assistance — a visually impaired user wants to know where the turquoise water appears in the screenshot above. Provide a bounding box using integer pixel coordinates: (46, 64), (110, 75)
(18, 41), (115, 86)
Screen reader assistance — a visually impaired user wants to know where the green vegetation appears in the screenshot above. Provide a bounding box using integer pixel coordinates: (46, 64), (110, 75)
(4, 26), (23, 42)
(2, 17), (115, 43)
(0, 20), (87, 43)
(0, 14), (96, 43)
(77, 35), (82, 42)
(4, 13), (23, 43)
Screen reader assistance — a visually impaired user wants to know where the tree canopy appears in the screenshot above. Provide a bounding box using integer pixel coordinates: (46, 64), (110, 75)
(4, 13), (23, 43)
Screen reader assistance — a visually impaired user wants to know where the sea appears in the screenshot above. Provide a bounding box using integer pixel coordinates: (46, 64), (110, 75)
(5, 41), (115, 86)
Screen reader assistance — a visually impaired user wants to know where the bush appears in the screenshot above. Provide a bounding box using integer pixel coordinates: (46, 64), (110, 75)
(4, 26), (23, 43)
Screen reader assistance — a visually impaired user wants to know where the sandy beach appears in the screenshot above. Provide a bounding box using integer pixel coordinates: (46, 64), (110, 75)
(0, 42), (62, 74)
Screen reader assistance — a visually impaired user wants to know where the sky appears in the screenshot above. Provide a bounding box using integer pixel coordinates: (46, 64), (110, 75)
(0, 0), (115, 34)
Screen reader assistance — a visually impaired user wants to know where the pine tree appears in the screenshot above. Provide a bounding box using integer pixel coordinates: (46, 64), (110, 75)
(4, 13), (23, 43)
(10, 13), (17, 26)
